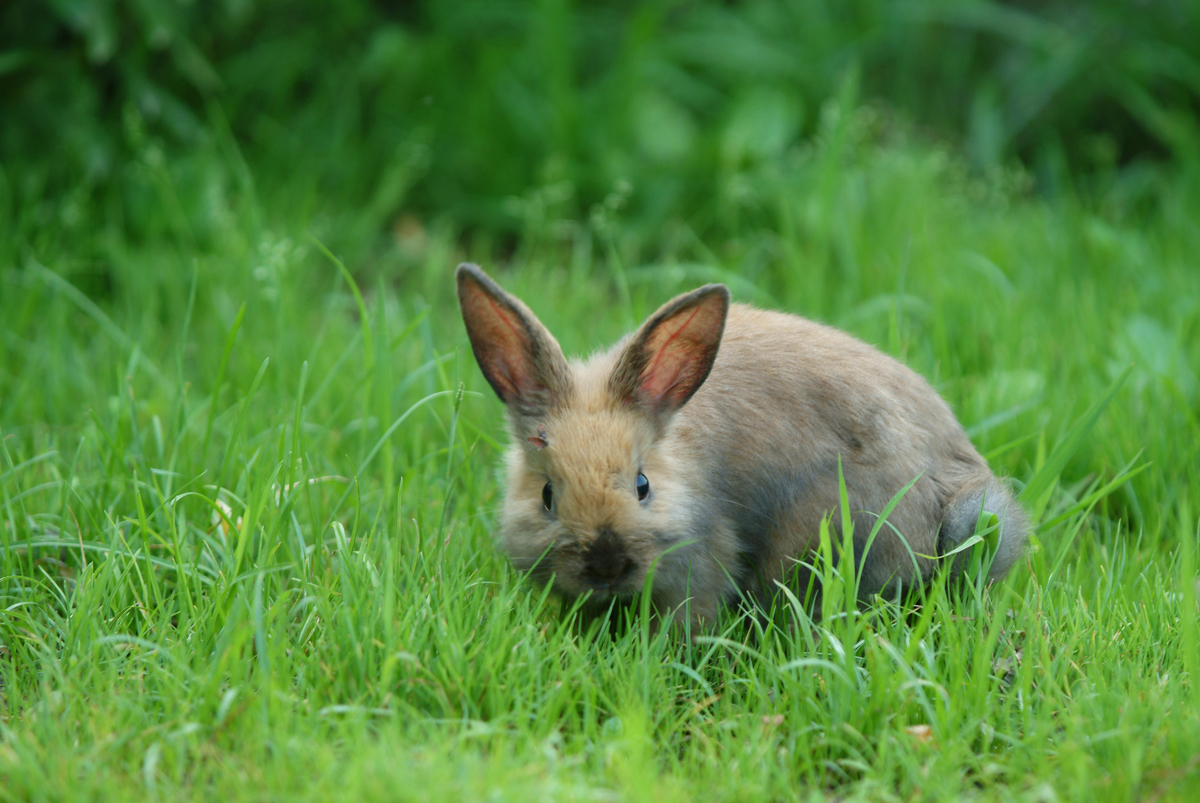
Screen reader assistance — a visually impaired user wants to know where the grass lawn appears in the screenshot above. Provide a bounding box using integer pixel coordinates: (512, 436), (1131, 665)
(3, 93), (1200, 800)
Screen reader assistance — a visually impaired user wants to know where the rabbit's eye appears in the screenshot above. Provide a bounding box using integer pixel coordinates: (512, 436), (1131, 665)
(636, 473), (650, 501)
(542, 482), (553, 511)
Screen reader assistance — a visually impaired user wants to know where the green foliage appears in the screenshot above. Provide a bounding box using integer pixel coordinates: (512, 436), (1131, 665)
(4, 0), (1199, 254)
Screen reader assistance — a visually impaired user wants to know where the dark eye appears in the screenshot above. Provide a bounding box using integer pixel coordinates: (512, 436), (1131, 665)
(542, 482), (553, 511)
(636, 473), (650, 501)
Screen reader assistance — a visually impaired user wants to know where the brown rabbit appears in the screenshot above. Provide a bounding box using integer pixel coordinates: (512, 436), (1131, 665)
(456, 263), (1028, 626)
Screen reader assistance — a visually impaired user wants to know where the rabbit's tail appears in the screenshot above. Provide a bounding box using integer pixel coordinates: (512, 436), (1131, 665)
(939, 477), (1030, 583)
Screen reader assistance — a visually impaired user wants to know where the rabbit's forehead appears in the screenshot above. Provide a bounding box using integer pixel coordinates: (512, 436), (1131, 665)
(523, 409), (656, 488)
(547, 409), (644, 471)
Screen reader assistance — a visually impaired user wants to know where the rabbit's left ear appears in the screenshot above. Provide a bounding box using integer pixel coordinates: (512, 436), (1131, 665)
(609, 284), (730, 414)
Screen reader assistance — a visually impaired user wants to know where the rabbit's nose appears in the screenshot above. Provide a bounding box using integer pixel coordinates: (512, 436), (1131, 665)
(583, 527), (635, 589)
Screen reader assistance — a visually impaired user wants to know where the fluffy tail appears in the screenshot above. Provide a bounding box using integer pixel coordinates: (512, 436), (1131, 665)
(939, 477), (1030, 583)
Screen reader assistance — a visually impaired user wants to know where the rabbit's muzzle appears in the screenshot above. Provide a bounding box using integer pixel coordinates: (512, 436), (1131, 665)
(582, 527), (636, 590)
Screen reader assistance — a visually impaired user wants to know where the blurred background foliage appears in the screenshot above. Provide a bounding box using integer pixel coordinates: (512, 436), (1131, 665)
(3, 0), (1199, 263)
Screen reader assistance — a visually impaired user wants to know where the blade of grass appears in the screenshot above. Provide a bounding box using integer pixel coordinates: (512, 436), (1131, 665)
(1020, 365), (1132, 516)
(202, 303), (247, 468)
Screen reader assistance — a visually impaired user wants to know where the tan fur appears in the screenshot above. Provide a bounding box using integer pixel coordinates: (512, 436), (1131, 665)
(456, 264), (1029, 627)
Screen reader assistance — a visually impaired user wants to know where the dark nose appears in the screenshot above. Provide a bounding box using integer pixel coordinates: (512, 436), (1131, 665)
(583, 528), (635, 589)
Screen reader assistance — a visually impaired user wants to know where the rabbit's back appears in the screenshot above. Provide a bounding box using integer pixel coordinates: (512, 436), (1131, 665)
(671, 304), (1000, 603)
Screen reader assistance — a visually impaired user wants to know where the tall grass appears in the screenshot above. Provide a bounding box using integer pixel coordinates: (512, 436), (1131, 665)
(5, 84), (1200, 798)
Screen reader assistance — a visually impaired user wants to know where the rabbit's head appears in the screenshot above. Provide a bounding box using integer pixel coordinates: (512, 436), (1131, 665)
(457, 264), (730, 603)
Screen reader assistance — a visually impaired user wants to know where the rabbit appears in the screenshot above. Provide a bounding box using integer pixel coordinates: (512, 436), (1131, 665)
(456, 263), (1029, 626)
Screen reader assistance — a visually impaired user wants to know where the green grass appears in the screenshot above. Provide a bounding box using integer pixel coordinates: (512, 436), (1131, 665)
(4, 91), (1200, 801)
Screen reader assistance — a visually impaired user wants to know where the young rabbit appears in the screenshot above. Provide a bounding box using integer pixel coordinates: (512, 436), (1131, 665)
(456, 263), (1028, 626)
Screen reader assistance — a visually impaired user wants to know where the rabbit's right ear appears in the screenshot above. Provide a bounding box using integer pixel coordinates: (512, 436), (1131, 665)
(456, 264), (571, 415)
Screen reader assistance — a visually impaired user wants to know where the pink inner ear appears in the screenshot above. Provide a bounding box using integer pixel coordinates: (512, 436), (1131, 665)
(464, 289), (534, 401)
(639, 301), (724, 409)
